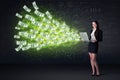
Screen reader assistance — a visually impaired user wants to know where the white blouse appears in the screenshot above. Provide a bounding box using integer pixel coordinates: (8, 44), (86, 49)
(90, 29), (97, 41)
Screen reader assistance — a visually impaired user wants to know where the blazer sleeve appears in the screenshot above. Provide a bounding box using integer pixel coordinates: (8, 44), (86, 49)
(98, 30), (103, 42)
(89, 30), (92, 40)
(96, 30), (103, 42)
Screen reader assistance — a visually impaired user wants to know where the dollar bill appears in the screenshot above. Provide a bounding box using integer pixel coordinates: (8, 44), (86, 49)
(34, 10), (44, 17)
(16, 13), (22, 18)
(18, 21), (28, 28)
(32, 1), (39, 10)
(25, 14), (35, 22)
(23, 5), (31, 12)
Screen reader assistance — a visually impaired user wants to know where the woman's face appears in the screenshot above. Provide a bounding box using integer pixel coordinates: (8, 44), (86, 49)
(92, 22), (97, 29)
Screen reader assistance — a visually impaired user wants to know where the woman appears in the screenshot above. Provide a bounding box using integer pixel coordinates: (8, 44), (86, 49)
(88, 21), (103, 76)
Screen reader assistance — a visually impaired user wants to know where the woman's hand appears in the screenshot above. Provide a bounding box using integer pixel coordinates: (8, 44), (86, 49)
(91, 40), (97, 43)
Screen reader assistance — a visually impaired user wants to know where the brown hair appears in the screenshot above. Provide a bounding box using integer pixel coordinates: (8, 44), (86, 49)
(93, 21), (99, 30)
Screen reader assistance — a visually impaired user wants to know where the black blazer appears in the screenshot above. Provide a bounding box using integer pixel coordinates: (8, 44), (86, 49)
(89, 29), (103, 42)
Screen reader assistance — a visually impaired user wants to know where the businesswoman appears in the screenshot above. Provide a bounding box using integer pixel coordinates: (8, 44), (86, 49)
(88, 21), (103, 76)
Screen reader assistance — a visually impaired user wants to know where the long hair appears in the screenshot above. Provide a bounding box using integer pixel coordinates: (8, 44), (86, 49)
(93, 21), (99, 30)
(89, 21), (103, 42)
(92, 21), (100, 41)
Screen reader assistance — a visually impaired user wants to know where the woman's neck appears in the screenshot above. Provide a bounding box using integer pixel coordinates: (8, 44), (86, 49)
(93, 28), (97, 30)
